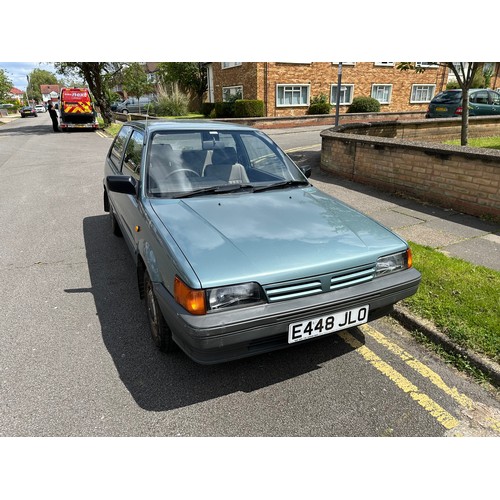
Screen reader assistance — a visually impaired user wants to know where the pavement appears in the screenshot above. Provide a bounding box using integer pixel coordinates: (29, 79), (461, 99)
(289, 148), (500, 386)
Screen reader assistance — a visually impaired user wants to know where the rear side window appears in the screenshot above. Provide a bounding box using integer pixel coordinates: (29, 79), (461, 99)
(109, 126), (131, 169)
(433, 91), (462, 103)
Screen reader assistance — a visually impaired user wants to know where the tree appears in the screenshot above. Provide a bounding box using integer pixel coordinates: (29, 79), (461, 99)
(122, 63), (153, 113)
(0, 68), (13, 102)
(54, 62), (126, 127)
(27, 68), (59, 103)
(397, 62), (483, 146)
(156, 62), (207, 110)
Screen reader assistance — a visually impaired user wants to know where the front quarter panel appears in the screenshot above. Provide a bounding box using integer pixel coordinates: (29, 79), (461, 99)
(139, 200), (201, 294)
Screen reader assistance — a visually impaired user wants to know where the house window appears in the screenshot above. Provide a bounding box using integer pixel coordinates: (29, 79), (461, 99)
(330, 84), (354, 105)
(416, 62), (438, 68)
(276, 84), (310, 107)
(374, 62), (394, 66)
(371, 84), (392, 104)
(222, 86), (243, 102)
(332, 62), (355, 66)
(410, 84), (435, 103)
(221, 62), (242, 69)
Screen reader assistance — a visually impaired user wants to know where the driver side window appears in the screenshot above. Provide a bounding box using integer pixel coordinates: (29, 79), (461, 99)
(123, 130), (144, 179)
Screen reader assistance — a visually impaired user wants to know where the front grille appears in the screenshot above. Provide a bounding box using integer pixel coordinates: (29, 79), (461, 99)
(330, 265), (375, 290)
(263, 264), (375, 303)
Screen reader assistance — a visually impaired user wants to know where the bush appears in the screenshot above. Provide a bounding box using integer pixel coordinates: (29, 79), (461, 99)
(347, 96), (381, 113)
(214, 101), (235, 118)
(307, 94), (331, 115)
(154, 91), (189, 117)
(234, 99), (265, 117)
(201, 102), (215, 117)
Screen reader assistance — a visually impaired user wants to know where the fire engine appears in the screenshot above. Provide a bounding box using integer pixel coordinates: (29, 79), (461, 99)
(59, 87), (99, 130)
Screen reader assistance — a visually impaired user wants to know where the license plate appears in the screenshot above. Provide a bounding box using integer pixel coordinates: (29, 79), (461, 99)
(435, 106), (447, 112)
(288, 305), (369, 344)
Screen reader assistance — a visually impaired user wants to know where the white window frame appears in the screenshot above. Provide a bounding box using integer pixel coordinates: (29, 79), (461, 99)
(221, 62), (242, 69)
(330, 84), (354, 105)
(276, 84), (310, 107)
(371, 84), (393, 104)
(332, 62), (356, 66)
(410, 84), (436, 103)
(415, 62), (439, 68)
(374, 62), (394, 67)
(222, 85), (243, 102)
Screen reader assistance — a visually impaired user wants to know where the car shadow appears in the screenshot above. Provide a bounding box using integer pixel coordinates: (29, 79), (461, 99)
(70, 214), (363, 412)
(0, 123), (59, 136)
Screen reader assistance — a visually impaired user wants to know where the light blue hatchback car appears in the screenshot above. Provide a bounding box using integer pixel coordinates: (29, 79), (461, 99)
(103, 120), (421, 364)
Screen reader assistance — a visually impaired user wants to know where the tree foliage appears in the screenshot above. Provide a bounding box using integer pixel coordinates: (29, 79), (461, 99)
(122, 63), (153, 113)
(27, 68), (59, 103)
(0, 68), (13, 101)
(156, 62), (207, 107)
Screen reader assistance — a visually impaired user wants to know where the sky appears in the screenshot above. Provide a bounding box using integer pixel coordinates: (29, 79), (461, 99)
(0, 62), (57, 91)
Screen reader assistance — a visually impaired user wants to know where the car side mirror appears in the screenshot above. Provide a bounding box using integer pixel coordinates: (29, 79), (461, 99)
(299, 165), (312, 178)
(106, 175), (137, 196)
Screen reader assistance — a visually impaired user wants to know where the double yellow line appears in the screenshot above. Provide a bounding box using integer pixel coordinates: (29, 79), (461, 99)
(340, 324), (500, 434)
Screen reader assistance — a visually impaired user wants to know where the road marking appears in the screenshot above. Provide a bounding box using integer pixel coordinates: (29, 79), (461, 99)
(360, 324), (500, 434)
(95, 130), (108, 139)
(339, 330), (459, 430)
(285, 144), (321, 153)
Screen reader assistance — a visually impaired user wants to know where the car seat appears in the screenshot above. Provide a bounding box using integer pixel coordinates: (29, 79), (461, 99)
(204, 146), (249, 184)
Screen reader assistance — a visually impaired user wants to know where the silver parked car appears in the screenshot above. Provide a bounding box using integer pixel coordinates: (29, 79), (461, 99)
(103, 120), (421, 364)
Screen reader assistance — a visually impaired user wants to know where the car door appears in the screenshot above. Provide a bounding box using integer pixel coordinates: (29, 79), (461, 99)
(114, 129), (146, 255)
(469, 90), (490, 116)
(488, 90), (500, 115)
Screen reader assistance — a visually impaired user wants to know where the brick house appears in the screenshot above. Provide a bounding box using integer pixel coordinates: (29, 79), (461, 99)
(205, 62), (499, 117)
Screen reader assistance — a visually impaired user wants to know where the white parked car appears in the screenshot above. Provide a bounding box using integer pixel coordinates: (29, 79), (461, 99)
(35, 104), (46, 113)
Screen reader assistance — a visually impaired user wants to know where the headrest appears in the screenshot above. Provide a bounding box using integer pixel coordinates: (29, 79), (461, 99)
(212, 146), (237, 165)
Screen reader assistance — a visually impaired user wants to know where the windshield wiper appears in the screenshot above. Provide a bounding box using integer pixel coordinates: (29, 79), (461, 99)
(173, 184), (253, 199)
(252, 179), (309, 192)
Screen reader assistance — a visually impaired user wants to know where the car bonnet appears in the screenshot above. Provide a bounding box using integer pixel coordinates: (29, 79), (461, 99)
(150, 187), (407, 288)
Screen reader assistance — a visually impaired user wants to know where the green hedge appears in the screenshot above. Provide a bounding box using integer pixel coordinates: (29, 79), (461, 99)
(212, 99), (265, 118)
(347, 96), (381, 113)
(234, 99), (265, 117)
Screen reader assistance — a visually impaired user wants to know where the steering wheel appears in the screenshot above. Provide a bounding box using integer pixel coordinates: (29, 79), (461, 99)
(164, 168), (200, 179)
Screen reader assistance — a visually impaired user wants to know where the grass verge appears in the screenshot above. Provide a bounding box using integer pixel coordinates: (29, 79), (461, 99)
(403, 242), (500, 363)
(446, 136), (500, 150)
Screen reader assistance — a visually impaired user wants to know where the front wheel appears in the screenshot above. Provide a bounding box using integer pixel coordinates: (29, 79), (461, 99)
(144, 272), (175, 353)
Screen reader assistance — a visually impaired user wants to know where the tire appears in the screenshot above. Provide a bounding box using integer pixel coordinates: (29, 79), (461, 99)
(144, 272), (175, 353)
(110, 207), (122, 237)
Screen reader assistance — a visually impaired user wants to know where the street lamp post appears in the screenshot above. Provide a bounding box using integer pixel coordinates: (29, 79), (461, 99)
(335, 62), (342, 127)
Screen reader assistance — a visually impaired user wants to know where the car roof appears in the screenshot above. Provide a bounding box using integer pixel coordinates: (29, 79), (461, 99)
(125, 119), (257, 134)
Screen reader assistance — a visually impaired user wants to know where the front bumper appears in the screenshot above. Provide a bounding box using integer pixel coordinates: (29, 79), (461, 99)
(154, 267), (421, 364)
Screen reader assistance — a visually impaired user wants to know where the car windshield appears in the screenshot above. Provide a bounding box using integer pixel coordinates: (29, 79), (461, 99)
(432, 91), (462, 103)
(146, 129), (307, 197)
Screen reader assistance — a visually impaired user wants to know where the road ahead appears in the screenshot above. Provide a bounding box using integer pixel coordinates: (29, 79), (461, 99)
(1, 114), (500, 440)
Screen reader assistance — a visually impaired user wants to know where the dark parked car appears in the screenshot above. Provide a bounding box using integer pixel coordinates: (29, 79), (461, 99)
(110, 100), (124, 111)
(103, 121), (421, 364)
(426, 88), (500, 118)
(115, 96), (156, 114)
(20, 106), (38, 118)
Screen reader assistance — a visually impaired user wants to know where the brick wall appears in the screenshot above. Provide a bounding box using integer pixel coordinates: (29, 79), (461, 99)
(320, 117), (500, 218)
(210, 62), (448, 118)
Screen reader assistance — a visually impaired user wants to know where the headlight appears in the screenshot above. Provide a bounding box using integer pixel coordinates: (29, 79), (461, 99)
(175, 277), (265, 315)
(207, 283), (265, 312)
(375, 249), (412, 277)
